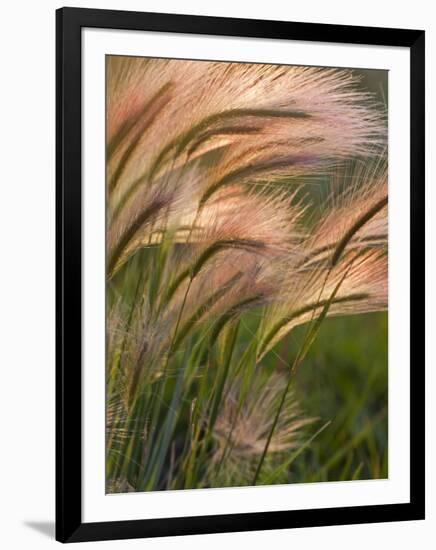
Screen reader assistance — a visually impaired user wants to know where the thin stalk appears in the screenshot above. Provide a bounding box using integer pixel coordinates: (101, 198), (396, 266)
(252, 259), (355, 485)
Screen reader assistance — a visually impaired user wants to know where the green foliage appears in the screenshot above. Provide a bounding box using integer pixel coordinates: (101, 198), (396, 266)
(106, 244), (387, 492)
(287, 313), (388, 482)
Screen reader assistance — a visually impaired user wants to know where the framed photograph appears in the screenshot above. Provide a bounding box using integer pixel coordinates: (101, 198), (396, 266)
(56, 7), (425, 543)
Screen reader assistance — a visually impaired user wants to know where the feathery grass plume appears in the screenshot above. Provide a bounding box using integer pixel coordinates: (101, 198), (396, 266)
(111, 183), (304, 364)
(107, 58), (385, 193)
(209, 373), (314, 486)
(153, 260), (270, 364)
(107, 164), (202, 278)
(106, 57), (386, 275)
(300, 155), (388, 269)
(106, 478), (135, 494)
(170, 184), (305, 252)
(106, 288), (184, 404)
(157, 184), (305, 307)
(258, 249), (387, 361)
(106, 299), (133, 405)
(256, 155), (388, 360)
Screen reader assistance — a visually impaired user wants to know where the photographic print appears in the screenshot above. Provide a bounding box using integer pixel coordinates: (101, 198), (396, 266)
(105, 56), (388, 494)
(56, 8), (425, 542)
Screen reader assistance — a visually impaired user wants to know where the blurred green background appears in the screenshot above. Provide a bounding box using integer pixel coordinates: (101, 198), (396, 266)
(289, 312), (388, 482)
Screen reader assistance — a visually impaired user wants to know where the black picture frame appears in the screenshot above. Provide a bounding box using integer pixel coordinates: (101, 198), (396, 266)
(56, 6), (425, 543)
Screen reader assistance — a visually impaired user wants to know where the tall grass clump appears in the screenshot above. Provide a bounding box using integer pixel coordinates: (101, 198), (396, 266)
(105, 56), (388, 493)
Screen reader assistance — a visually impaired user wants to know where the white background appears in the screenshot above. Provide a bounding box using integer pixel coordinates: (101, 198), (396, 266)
(0, 0), (433, 548)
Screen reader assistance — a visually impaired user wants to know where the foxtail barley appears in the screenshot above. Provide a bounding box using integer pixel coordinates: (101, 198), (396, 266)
(106, 56), (388, 492)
